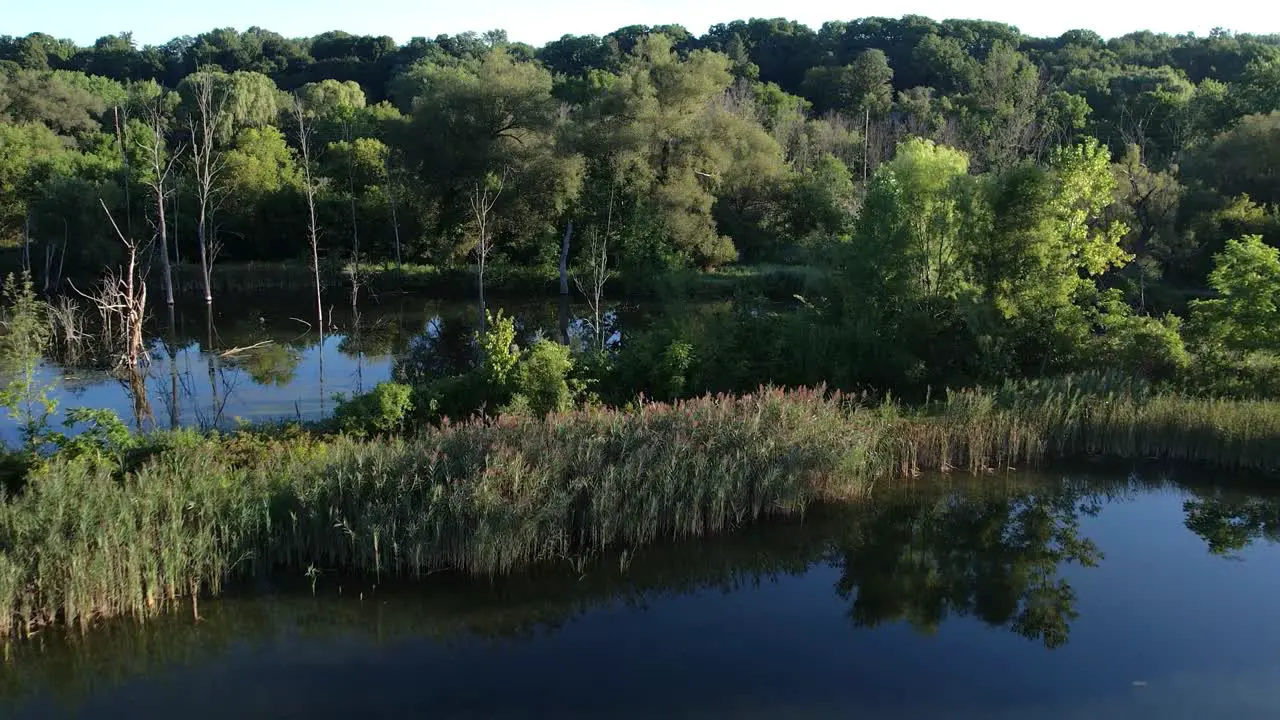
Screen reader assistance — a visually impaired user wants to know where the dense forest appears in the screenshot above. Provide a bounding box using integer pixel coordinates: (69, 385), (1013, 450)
(2, 16), (1280, 397)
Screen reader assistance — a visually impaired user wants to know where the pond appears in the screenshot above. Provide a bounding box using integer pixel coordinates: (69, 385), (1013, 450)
(4, 471), (1279, 719)
(3, 292), (628, 445)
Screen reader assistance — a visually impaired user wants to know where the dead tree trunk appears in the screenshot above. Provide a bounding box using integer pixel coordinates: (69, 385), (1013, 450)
(294, 98), (324, 342)
(574, 228), (614, 352)
(344, 120), (361, 311)
(469, 172), (505, 333)
(141, 102), (183, 306)
(187, 72), (227, 305)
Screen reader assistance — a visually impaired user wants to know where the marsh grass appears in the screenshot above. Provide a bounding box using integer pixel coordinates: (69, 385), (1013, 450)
(1, 383), (1278, 638)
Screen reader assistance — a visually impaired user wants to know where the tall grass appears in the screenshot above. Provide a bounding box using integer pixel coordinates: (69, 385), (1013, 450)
(1, 383), (1278, 638)
(0, 389), (864, 637)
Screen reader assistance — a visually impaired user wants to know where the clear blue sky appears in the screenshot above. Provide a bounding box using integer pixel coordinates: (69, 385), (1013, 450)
(7, 0), (1280, 47)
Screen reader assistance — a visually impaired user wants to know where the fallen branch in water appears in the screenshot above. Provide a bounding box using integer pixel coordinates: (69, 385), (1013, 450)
(218, 340), (274, 358)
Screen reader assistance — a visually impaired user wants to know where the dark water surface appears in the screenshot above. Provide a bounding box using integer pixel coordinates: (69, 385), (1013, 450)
(4, 472), (1279, 719)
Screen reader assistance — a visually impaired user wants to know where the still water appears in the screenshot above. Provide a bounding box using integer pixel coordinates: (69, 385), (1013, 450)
(4, 472), (1279, 719)
(4, 293), (619, 445)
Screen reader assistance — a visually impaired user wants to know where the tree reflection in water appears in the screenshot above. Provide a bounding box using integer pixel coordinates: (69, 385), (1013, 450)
(1183, 484), (1280, 558)
(828, 485), (1103, 649)
(5, 474), (1279, 710)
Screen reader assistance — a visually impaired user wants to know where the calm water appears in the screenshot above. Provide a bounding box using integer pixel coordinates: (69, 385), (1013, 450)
(3, 292), (624, 445)
(4, 472), (1280, 719)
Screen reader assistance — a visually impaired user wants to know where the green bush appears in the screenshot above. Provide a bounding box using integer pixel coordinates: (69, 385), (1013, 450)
(410, 313), (581, 421)
(334, 382), (414, 434)
(514, 340), (575, 416)
(478, 310), (520, 388)
(1092, 290), (1191, 382)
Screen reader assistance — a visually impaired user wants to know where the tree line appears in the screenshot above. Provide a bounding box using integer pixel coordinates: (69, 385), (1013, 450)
(1, 16), (1279, 394)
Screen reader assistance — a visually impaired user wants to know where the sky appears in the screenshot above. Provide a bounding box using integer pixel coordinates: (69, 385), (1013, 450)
(6, 0), (1280, 48)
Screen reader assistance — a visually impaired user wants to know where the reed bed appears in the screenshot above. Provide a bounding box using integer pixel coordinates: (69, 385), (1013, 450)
(1, 383), (1278, 638)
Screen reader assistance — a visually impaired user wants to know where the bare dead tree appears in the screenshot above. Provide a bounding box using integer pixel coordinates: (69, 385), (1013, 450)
(293, 97), (324, 343)
(112, 105), (133, 241)
(384, 153), (404, 269)
(341, 116), (362, 311)
(187, 71), (228, 305)
(469, 170), (506, 331)
(67, 200), (155, 429)
(574, 187), (616, 352)
(20, 214), (31, 276)
(41, 217), (68, 295)
(139, 101), (184, 307)
(94, 199), (150, 371)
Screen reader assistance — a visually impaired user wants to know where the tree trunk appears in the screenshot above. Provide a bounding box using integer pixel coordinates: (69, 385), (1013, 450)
(559, 221), (573, 295)
(21, 213), (31, 275)
(558, 293), (570, 346)
(197, 212), (212, 304)
(167, 303), (179, 430)
(55, 221), (67, 291)
(349, 193), (360, 311)
(41, 238), (53, 295)
(156, 182), (175, 306)
(478, 256), (487, 333)
(389, 189), (402, 269)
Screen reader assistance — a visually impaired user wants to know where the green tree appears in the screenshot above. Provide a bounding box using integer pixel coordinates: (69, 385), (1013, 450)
(788, 153), (856, 242)
(1190, 235), (1280, 354)
(0, 273), (54, 450)
(967, 139), (1131, 372)
(960, 42), (1043, 171)
(583, 35), (753, 267)
(1186, 112), (1280, 207)
(801, 49), (894, 116)
(1110, 144), (1185, 305)
(0, 122), (78, 246)
(850, 138), (972, 301)
(406, 49), (581, 262)
(220, 125), (304, 258)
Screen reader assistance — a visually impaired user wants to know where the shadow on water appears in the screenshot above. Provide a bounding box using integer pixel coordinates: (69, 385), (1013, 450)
(4, 471), (1279, 717)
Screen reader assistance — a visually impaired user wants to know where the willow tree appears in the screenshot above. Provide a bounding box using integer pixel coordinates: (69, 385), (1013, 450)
(847, 138), (972, 304)
(406, 49), (583, 263)
(580, 34), (796, 268)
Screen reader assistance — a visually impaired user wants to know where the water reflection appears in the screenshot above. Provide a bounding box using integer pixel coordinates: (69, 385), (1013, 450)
(0, 475), (1242, 705)
(1183, 486), (1280, 557)
(828, 484), (1103, 648)
(1, 294), (632, 444)
(4, 473), (1280, 717)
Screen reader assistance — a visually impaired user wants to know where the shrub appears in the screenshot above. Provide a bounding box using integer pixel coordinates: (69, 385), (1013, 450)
(0, 272), (54, 450)
(334, 382), (414, 434)
(1092, 289), (1191, 382)
(514, 340), (575, 416)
